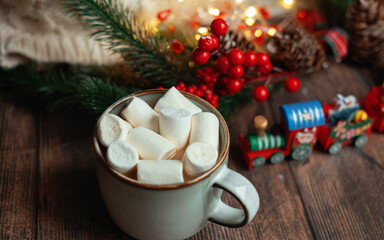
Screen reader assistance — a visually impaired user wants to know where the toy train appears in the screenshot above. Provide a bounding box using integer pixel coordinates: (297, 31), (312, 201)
(240, 91), (379, 169)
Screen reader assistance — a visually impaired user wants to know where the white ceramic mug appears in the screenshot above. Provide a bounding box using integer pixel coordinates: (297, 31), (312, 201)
(93, 89), (260, 240)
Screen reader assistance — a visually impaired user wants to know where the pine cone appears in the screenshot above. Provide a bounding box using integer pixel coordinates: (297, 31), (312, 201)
(345, 0), (384, 65)
(267, 22), (325, 72)
(219, 30), (256, 52)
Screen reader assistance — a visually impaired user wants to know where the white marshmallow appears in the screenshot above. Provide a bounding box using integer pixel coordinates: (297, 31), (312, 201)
(98, 114), (132, 147)
(137, 160), (184, 185)
(154, 87), (202, 115)
(159, 107), (191, 148)
(121, 97), (159, 132)
(126, 126), (176, 160)
(107, 140), (139, 174)
(190, 112), (219, 150)
(182, 142), (218, 176)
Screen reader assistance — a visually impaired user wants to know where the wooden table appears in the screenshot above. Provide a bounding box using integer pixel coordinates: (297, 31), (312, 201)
(1, 63), (383, 239)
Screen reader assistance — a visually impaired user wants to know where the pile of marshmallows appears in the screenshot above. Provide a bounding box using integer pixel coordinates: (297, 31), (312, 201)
(98, 87), (220, 185)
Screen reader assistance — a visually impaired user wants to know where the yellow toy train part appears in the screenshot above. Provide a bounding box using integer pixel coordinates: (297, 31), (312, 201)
(354, 110), (368, 122)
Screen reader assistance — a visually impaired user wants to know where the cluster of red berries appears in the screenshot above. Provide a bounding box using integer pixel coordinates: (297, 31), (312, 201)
(214, 50), (272, 96)
(174, 80), (219, 108)
(188, 18), (300, 105)
(191, 18), (274, 102)
(191, 18), (228, 65)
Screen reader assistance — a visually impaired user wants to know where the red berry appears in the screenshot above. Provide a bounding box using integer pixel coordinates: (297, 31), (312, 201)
(243, 51), (258, 67)
(227, 65), (244, 78)
(252, 86), (269, 102)
(198, 36), (215, 51)
(186, 85), (197, 94)
(205, 90), (214, 101)
(216, 56), (229, 73)
(176, 82), (186, 91)
(186, 86), (195, 94)
(212, 94), (219, 102)
(210, 100), (218, 108)
(202, 73), (212, 83)
(157, 86), (164, 89)
(207, 82), (216, 89)
(257, 62), (272, 75)
(171, 39), (184, 54)
(204, 67), (214, 74)
(227, 49), (244, 66)
(284, 77), (300, 93)
(210, 35), (219, 49)
(157, 9), (171, 21)
(192, 48), (210, 65)
(196, 69), (203, 76)
(226, 79), (243, 94)
(212, 72), (220, 79)
(194, 89), (204, 97)
(199, 84), (208, 93)
(255, 52), (270, 67)
(210, 18), (228, 36)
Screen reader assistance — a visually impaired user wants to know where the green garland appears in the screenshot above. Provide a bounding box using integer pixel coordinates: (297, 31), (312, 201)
(0, 65), (137, 114)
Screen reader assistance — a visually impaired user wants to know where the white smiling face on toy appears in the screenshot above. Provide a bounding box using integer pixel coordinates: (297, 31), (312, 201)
(335, 94), (358, 111)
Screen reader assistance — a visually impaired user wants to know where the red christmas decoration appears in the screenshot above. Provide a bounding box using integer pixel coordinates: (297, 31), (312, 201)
(284, 77), (300, 93)
(210, 35), (219, 49)
(210, 18), (228, 36)
(255, 52), (270, 68)
(259, 7), (270, 20)
(243, 51), (258, 67)
(216, 56), (230, 73)
(192, 48), (210, 65)
(257, 62), (272, 75)
(186, 84), (197, 94)
(171, 39), (184, 54)
(227, 49), (244, 66)
(175, 82), (186, 91)
(194, 89), (204, 97)
(198, 36), (215, 51)
(252, 86), (269, 102)
(205, 90), (214, 101)
(227, 65), (244, 78)
(226, 79), (243, 95)
(157, 9), (172, 22)
(198, 84), (208, 93)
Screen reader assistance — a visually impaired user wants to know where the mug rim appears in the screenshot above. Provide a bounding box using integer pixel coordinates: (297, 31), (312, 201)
(93, 89), (230, 190)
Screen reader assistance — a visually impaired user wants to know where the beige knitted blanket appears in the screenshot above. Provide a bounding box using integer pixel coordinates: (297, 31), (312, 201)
(0, 0), (121, 68)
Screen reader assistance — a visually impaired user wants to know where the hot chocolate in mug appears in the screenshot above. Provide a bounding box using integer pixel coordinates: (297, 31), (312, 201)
(93, 89), (260, 240)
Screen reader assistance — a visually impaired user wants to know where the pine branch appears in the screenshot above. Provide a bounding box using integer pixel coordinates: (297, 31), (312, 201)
(218, 87), (253, 119)
(60, 0), (195, 86)
(77, 76), (138, 113)
(0, 65), (136, 114)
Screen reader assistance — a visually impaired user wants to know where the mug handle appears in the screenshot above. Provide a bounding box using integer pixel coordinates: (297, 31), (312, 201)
(208, 165), (260, 227)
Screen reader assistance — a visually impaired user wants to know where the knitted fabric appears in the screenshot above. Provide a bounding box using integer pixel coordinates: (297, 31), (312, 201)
(0, 0), (121, 68)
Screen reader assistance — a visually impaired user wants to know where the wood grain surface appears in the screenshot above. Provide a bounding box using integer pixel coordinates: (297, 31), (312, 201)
(1, 63), (383, 239)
